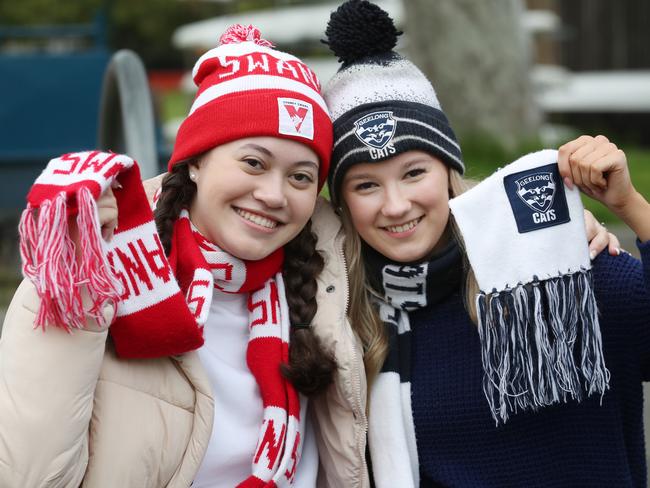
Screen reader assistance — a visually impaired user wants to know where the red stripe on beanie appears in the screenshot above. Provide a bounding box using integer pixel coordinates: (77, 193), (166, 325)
(169, 89), (332, 187)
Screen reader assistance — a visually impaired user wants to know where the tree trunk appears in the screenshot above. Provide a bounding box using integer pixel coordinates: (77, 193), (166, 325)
(404, 0), (541, 149)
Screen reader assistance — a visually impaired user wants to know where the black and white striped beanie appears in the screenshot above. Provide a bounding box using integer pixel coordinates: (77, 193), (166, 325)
(323, 0), (464, 205)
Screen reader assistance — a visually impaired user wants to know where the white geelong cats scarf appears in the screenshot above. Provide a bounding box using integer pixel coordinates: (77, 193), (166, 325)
(19, 151), (305, 486)
(449, 149), (610, 425)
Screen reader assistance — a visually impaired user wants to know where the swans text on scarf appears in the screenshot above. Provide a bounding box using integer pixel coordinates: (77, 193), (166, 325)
(105, 222), (177, 317)
(251, 408), (302, 483)
(248, 281), (281, 326)
(503, 163), (571, 233)
(52, 152), (125, 180)
(247, 281), (286, 343)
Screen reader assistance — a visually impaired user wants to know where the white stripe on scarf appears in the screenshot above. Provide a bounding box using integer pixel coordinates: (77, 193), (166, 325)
(368, 301), (419, 488)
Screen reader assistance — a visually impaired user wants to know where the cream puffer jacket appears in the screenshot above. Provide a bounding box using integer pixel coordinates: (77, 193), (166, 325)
(0, 197), (368, 488)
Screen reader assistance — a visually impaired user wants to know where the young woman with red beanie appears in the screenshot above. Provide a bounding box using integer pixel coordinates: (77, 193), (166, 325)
(0, 25), (335, 487)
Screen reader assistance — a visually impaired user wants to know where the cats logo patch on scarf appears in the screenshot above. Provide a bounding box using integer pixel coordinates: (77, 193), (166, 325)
(503, 163), (570, 233)
(354, 111), (397, 157)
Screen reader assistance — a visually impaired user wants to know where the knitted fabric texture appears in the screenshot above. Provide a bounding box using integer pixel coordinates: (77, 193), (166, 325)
(182, 215), (303, 487)
(170, 24), (333, 189)
(19, 151), (205, 356)
(322, 0), (463, 205)
(410, 244), (650, 487)
(20, 151), (124, 331)
(362, 240), (463, 487)
(449, 149), (610, 424)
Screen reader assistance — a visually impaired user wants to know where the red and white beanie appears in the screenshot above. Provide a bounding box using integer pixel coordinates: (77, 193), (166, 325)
(169, 24), (333, 188)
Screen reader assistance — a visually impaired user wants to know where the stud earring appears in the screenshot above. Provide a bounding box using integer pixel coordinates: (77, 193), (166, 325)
(189, 172), (196, 181)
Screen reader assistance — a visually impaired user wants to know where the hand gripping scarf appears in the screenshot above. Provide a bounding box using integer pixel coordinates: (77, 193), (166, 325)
(19, 151), (305, 486)
(449, 149), (610, 425)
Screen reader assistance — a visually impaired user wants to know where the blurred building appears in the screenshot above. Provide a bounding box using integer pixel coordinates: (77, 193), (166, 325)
(527, 0), (650, 144)
(170, 0), (650, 147)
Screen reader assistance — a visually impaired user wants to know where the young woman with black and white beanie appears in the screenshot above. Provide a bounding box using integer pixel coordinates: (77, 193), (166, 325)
(313, 1), (650, 487)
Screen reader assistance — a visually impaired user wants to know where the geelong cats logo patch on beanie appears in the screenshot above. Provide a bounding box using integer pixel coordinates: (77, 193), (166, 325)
(278, 98), (314, 139)
(504, 163), (570, 233)
(354, 111), (396, 152)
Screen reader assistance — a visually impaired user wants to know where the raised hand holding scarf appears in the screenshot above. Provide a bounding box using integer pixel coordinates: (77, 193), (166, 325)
(449, 149), (609, 425)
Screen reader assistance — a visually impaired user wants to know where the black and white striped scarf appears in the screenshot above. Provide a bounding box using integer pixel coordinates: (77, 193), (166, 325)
(363, 239), (463, 487)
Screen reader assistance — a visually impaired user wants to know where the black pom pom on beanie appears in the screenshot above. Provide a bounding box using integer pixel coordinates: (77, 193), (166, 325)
(324, 0), (401, 66)
(322, 0), (465, 206)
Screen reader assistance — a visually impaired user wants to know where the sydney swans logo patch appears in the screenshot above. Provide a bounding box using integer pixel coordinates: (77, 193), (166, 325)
(278, 98), (314, 140)
(504, 163), (570, 233)
(354, 111), (396, 150)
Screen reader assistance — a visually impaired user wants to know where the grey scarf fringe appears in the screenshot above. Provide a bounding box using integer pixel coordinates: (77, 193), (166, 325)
(476, 268), (610, 425)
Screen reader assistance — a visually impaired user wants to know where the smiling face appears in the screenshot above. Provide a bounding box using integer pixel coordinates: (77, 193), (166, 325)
(341, 150), (450, 263)
(189, 136), (319, 261)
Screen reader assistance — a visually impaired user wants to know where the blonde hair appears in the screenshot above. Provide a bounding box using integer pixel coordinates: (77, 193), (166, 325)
(340, 204), (387, 389)
(448, 170), (480, 324)
(340, 168), (479, 393)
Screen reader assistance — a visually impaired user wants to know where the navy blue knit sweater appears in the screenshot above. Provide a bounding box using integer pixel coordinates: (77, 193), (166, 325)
(411, 240), (650, 488)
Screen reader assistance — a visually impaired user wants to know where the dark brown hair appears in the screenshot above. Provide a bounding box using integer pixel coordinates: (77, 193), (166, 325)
(154, 162), (336, 396)
(280, 219), (337, 395)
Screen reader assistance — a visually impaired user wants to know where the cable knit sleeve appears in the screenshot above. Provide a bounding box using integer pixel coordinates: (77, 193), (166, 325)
(636, 240), (650, 378)
(591, 240), (650, 380)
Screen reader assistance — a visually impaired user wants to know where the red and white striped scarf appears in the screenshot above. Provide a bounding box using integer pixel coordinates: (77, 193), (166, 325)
(20, 151), (304, 486)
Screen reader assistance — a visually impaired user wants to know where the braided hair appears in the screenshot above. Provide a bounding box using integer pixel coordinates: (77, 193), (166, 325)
(154, 163), (195, 255)
(281, 219), (337, 395)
